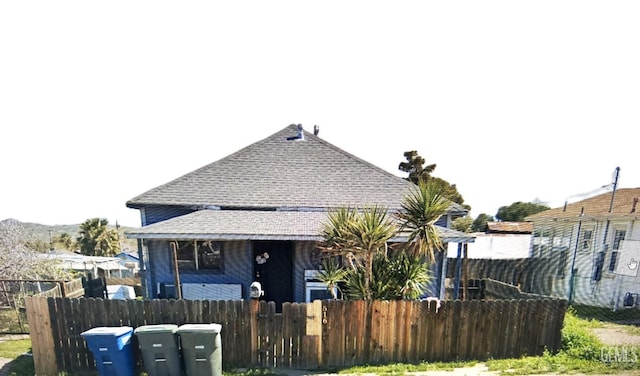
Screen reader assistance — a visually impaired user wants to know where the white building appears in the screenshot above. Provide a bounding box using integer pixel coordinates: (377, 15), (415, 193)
(526, 187), (640, 309)
(447, 222), (532, 259)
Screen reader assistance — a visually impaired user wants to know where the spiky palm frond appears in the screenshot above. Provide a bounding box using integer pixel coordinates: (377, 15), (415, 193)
(319, 206), (398, 300)
(318, 207), (359, 253)
(392, 252), (432, 300)
(316, 258), (348, 299)
(396, 179), (451, 262)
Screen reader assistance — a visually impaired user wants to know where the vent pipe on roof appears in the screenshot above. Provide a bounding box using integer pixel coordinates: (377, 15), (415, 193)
(286, 124), (305, 141)
(314, 125), (319, 136)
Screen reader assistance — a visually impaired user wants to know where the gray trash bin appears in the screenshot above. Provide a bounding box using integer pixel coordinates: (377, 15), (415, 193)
(177, 323), (222, 376)
(134, 324), (181, 376)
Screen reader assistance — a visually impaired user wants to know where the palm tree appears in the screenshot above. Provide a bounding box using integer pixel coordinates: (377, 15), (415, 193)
(57, 232), (75, 251)
(319, 206), (396, 300)
(395, 178), (452, 262)
(77, 218), (120, 256)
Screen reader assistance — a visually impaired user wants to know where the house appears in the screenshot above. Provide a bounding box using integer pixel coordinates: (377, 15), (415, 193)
(526, 187), (640, 309)
(114, 251), (140, 277)
(446, 221), (533, 260)
(124, 124), (474, 307)
(41, 250), (131, 278)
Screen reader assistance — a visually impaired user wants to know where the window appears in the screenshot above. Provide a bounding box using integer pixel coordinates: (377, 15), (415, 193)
(613, 230), (626, 250)
(557, 249), (568, 277)
(608, 230), (626, 272)
(174, 240), (223, 271)
(581, 230), (592, 251)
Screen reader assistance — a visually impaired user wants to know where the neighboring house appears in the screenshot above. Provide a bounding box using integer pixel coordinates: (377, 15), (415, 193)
(447, 222), (533, 259)
(526, 188), (640, 309)
(114, 251), (140, 277)
(125, 124), (474, 308)
(42, 250), (131, 278)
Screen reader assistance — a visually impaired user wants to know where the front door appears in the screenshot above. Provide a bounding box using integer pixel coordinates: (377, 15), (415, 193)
(253, 241), (293, 311)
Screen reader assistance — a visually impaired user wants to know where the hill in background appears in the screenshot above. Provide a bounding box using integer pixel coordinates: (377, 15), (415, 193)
(1, 218), (139, 254)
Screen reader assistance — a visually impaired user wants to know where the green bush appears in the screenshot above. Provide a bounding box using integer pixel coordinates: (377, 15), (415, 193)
(560, 307), (604, 361)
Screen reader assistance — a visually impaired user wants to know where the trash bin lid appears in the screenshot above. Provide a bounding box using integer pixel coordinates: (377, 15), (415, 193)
(81, 326), (133, 337)
(177, 323), (222, 334)
(134, 324), (178, 334)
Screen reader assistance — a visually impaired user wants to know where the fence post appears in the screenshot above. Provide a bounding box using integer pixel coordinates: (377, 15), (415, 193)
(305, 300), (322, 366)
(250, 299), (259, 366)
(25, 297), (58, 376)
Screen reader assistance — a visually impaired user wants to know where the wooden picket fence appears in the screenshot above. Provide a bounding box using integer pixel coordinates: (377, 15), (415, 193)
(25, 297), (568, 376)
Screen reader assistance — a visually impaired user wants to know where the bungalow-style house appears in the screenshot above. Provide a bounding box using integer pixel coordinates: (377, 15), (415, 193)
(446, 221), (533, 260)
(125, 124), (474, 308)
(526, 187), (640, 309)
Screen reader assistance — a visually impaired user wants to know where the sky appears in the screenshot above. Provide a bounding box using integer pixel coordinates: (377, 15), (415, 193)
(1, 1), (639, 228)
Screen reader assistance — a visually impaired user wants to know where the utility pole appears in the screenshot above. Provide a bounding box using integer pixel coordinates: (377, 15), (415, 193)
(602, 167), (621, 248)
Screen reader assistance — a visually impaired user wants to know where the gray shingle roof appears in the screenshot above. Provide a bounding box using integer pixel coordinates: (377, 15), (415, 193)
(126, 124), (416, 211)
(125, 209), (475, 243)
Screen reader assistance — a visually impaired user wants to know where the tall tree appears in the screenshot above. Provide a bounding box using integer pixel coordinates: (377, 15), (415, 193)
(398, 150), (436, 183)
(496, 202), (550, 222)
(77, 218), (121, 256)
(451, 216), (473, 233)
(472, 213), (494, 232)
(395, 179), (451, 262)
(398, 151), (469, 209)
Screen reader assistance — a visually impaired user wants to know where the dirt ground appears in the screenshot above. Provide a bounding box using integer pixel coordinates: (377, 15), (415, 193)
(591, 323), (640, 346)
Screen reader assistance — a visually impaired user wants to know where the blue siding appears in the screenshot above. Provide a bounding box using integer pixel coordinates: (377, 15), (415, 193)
(435, 216), (448, 227)
(293, 241), (319, 302)
(146, 240), (253, 298)
(143, 206), (196, 225)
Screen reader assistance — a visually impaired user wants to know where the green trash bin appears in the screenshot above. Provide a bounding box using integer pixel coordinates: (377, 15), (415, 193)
(134, 324), (181, 376)
(177, 323), (222, 376)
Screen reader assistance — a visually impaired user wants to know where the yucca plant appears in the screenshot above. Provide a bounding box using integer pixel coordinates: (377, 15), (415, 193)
(316, 257), (348, 299)
(395, 178), (451, 262)
(391, 251), (432, 299)
(319, 206), (397, 300)
(342, 250), (431, 300)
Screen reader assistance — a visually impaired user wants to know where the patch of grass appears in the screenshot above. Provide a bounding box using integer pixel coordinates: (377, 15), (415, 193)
(622, 325), (640, 336)
(0, 308), (28, 334)
(0, 338), (31, 359)
(223, 368), (287, 376)
(334, 360), (479, 374)
(561, 307), (605, 361)
(0, 338), (34, 376)
(571, 304), (640, 323)
(487, 350), (638, 374)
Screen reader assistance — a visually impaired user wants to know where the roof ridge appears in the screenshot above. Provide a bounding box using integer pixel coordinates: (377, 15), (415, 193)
(303, 126), (416, 187)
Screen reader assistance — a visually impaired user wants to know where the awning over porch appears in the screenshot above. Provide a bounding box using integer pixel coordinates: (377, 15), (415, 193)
(125, 209), (476, 243)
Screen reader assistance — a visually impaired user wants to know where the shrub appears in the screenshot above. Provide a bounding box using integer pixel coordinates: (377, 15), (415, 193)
(560, 307), (603, 361)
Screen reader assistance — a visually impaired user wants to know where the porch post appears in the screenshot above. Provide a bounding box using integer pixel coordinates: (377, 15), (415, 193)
(454, 243), (463, 300)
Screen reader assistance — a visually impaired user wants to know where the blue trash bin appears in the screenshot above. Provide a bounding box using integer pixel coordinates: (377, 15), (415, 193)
(81, 326), (135, 376)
